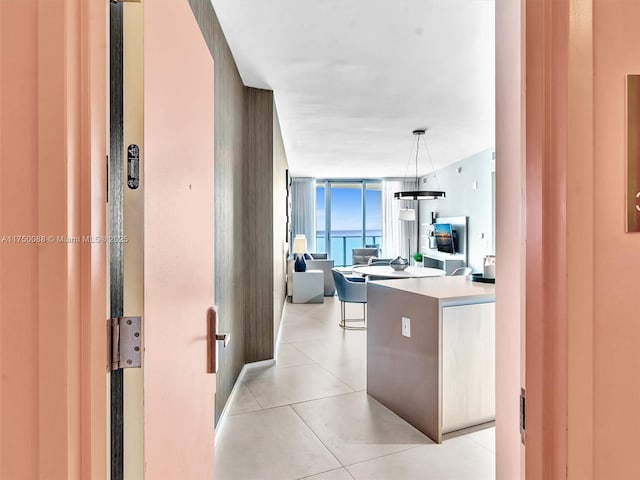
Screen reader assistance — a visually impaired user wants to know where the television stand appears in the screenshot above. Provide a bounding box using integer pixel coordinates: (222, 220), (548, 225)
(423, 251), (466, 275)
(419, 216), (468, 275)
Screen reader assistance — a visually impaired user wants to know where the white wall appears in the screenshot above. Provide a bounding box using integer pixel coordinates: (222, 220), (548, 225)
(418, 148), (495, 272)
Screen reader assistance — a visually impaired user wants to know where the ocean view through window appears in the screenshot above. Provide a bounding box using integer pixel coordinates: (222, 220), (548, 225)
(315, 180), (382, 266)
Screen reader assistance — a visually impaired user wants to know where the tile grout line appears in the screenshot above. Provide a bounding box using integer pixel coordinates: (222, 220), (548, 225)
(251, 381), (357, 411)
(464, 435), (496, 455)
(276, 342), (315, 366)
(287, 404), (347, 472)
(243, 376), (267, 410)
(243, 364), (355, 409)
(287, 389), (362, 409)
(245, 391), (266, 410)
(314, 361), (362, 393)
(241, 342), (356, 410)
(282, 299), (374, 480)
(285, 388), (427, 477)
(289, 394), (433, 476)
(224, 387), (360, 419)
(279, 322), (358, 399)
(341, 443), (429, 470)
(285, 334), (365, 393)
(296, 467), (355, 480)
(283, 295), (349, 466)
(228, 381), (263, 415)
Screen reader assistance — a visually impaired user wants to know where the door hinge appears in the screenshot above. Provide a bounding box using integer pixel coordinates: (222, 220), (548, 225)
(107, 316), (142, 371)
(520, 387), (526, 445)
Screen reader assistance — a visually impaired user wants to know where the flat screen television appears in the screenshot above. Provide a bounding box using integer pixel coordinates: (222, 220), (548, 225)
(434, 223), (455, 254)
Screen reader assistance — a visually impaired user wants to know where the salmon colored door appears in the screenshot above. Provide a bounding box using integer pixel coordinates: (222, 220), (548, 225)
(109, 1), (215, 478)
(143, 0), (216, 478)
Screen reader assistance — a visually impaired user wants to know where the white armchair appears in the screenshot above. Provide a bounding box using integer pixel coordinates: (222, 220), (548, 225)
(287, 257), (336, 297)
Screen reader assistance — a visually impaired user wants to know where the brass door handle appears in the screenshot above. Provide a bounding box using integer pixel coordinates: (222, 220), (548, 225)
(207, 306), (230, 374)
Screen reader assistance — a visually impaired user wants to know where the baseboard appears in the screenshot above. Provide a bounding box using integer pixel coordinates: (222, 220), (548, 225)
(274, 299), (286, 356)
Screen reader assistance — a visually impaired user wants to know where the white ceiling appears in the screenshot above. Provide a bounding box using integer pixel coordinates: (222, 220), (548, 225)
(210, 0), (495, 178)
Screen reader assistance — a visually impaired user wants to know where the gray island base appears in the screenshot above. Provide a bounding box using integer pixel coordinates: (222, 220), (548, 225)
(367, 276), (495, 443)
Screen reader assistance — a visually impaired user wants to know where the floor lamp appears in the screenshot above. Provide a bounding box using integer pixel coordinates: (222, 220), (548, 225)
(399, 207), (416, 260)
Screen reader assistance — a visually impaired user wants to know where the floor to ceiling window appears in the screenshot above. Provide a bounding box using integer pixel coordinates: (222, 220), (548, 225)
(315, 180), (382, 266)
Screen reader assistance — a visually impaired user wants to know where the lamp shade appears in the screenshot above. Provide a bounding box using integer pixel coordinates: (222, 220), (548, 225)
(398, 208), (416, 221)
(292, 234), (308, 254)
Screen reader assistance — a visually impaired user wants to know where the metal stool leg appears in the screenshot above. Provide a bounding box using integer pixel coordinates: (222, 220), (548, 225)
(338, 301), (367, 330)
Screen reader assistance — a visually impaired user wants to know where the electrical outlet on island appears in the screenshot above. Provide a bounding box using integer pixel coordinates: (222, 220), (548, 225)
(402, 317), (411, 338)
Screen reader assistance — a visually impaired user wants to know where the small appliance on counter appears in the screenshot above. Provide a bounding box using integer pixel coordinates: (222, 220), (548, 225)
(483, 255), (495, 279)
(471, 255), (496, 283)
(472, 255), (496, 284)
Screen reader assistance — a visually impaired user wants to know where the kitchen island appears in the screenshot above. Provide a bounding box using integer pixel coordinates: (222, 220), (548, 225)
(367, 276), (495, 443)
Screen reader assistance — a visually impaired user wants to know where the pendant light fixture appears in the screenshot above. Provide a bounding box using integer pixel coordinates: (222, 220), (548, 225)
(394, 129), (446, 201)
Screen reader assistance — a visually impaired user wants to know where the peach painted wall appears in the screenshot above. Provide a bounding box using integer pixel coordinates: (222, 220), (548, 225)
(143, 0), (216, 478)
(593, 1), (640, 477)
(0, 3), (40, 476)
(495, 0), (524, 478)
(0, 1), (107, 478)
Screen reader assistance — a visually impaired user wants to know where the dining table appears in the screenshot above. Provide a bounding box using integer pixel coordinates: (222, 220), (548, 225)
(351, 265), (446, 279)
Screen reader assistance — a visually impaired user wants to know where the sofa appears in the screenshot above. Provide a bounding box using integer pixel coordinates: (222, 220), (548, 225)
(287, 254), (336, 297)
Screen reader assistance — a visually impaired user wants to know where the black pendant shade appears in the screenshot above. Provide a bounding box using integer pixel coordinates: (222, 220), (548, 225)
(394, 190), (446, 200)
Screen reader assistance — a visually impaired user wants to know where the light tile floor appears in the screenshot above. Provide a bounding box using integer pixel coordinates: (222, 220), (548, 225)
(215, 297), (495, 480)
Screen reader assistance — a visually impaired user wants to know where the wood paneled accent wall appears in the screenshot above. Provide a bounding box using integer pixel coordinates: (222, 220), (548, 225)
(243, 92), (290, 362)
(188, 0), (288, 421)
(244, 88), (275, 362)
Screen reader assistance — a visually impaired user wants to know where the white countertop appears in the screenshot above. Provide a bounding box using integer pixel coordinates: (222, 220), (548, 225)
(369, 276), (495, 302)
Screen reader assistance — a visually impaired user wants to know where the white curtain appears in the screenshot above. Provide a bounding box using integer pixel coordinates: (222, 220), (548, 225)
(381, 180), (418, 259)
(290, 177), (316, 252)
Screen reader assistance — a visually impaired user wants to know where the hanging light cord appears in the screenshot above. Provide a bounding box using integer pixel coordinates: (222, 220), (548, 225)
(414, 136), (420, 188)
(402, 135), (416, 180)
(422, 134), (442, 190)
